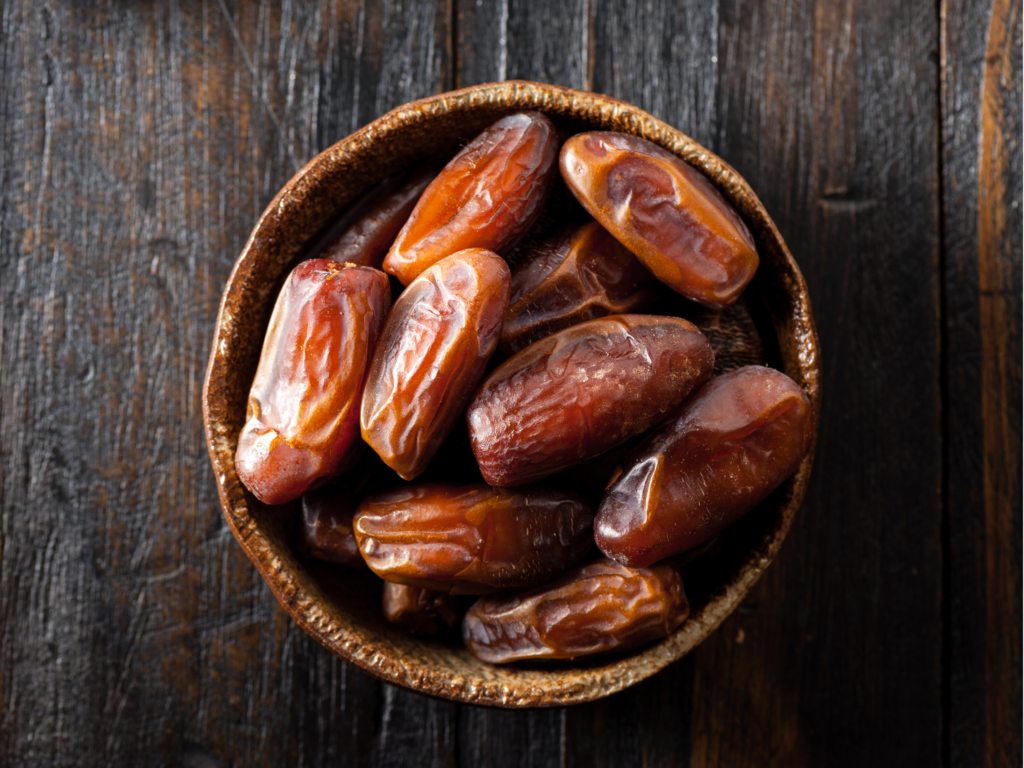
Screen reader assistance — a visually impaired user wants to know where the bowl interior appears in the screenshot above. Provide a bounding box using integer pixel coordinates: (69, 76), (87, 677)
(202, 81), (820, 707)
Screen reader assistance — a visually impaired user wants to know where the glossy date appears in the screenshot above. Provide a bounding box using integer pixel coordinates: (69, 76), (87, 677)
(313, 166), (436, 269)
(235, 260), (391, 505)
(500, 220), (661, 355)
(296, 483), (365, 568)
(595, 366), (813, 566)
(560, 132), (758, 308)
(361, 249), (511, 480)
(467, 314), (714, 487)
(384, 112), (558, 285)
(463, 557), (689, 663)
(353, 483), (594, 594)
(382, 583), (460, 636)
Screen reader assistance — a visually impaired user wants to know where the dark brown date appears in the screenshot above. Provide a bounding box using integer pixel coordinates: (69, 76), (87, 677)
(296, 483), (365, 568)
(361, 249), (511, 480)
(500, 220), (661, 355)
(312, 166), (436, 269)
(384, 113), (558, 285)
(560, 132), (758, 308)
(235, 260), (390, 505)
(382, 583), (460, 636)
(595, 366), (813, 566)
(463, 557), (689, 663)
(353, 483), (594, 594)
(466, 315), (714, 487)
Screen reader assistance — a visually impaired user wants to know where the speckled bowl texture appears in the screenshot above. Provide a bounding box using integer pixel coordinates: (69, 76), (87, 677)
(202, 81), (821, 708)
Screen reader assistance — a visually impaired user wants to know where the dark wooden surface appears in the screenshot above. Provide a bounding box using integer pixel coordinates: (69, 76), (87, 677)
(0, 1), (1019, 766)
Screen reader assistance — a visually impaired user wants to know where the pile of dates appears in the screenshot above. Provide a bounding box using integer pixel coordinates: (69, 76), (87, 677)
(236, 113), (813, 664)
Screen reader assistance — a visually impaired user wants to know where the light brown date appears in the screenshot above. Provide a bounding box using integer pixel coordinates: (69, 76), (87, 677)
(361, 249), (511, 480)
(382, 583), (460, 636)
(463, 557), (689, 663)
(312, 166), (436, 269)
(466, 315), (714, 487)
(383, 112), (558, 285)
(296, 483), (365, 568)
(500, 220), (661, 355)
(235, 260), (391, 505)
(595, 366), (813, 566)
(560, 132), (758, 308)
(353, 483), (594, 594)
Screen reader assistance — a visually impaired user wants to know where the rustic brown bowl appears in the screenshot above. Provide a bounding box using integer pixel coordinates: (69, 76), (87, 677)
(202, 81), (820, 707)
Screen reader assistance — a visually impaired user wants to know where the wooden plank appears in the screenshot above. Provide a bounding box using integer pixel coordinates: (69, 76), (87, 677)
(691, 1), (944, 765)
(942, 0), (1022, 764)
(452, 2), (587, 762)
(455, 0), (591, 89)
(453, 2), (719, 764)
(0, 1), (453, 765)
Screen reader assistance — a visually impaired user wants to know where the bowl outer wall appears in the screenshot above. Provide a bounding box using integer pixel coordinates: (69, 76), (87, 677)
(201, 80), (821, 708)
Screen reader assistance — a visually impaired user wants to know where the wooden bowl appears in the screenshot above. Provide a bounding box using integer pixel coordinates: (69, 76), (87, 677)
(202, 81), (821, 707)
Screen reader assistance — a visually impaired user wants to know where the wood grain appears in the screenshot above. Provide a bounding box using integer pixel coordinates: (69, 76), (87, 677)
(0, 1), (453, 766)
(691, 1), (944, 765)
(942, 0), (1022, 764)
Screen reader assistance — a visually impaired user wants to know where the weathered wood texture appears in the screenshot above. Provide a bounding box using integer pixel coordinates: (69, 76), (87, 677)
(0, 2), (456, 766)
(693, 1), (945, 765)
(941, 0), (1022, 765)
(0, 0), (1019, 766)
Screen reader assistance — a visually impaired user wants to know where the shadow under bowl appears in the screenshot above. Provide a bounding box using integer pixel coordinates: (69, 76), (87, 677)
(202, 81), (821, 708)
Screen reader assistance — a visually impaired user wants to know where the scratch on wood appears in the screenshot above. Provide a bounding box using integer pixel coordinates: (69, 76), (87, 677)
(214, 0), (301, 174)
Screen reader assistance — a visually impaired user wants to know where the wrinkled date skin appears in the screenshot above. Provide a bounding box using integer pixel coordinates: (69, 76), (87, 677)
(595, 366), (813, 566)
(463, 557), (689, 663)
(382, 583), (460, 636)
(384, 112), (558, 285)
(353, 483), (594, 594)
(500, 220), (662, 355)
(235, 260), (391, 505)
(560, 132), (758, 308)
(361, 249), (511, 480)
(296, 483), (366, 568)
(313, 166), (436, 269)
(467, 315), (714, 487)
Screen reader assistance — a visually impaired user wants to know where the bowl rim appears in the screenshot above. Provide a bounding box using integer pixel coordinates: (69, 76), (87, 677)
(202, 80), (821, 708)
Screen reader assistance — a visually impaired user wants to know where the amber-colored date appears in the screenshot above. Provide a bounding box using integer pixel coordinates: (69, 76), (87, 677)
(384, 112), (558, 285)
(595, 366), (813, 566)
(463, 557), (689, 663)
(467, 315), (714, 487)
(560, 132), (758, 308)
(296, 483), (366, 568)
(500, 220), (661, 355)
(382, 583), (460, 636)
(353, 483), (594, 594)
(361, 249), (511, 480)
(312, 166), (436, 269)
(235, 260), (390, 505)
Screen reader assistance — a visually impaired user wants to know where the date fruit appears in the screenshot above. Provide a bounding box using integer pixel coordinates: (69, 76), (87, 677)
(353, 483), (594, 594)
(235, 260), (390, 505)
(382, 583), (460, 636)
(384, 112), (558, 285)
(560, 132), (758, 308)
(463, 557), (689, 663)
(595, 366), (813, 566)
(313, 166), (436, 269)
(296, 483), (365, 568)
(361, 249), (511, 480)
(500, 220), (661, 355)
(467, 315), (714, 487)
